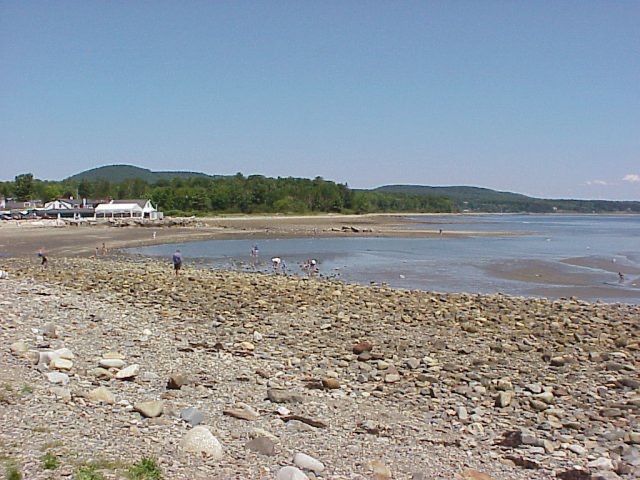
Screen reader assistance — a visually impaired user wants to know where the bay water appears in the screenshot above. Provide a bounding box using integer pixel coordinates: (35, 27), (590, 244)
(124, 214), (640, 304)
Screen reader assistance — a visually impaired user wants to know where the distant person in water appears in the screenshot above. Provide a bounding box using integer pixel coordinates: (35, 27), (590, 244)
(172, 249), (183, 276)
(618, 272), (625, 282)
(95, 246), (100, 257)
(250, 244), (259, 257)
(101, 242), (108, 255)
(152, 231), (157, 240)
(37, 247), (48, 267)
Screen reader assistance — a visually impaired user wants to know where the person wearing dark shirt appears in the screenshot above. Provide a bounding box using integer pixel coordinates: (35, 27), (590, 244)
(172, 249), (183, 276)
(37, 247), (48, 267)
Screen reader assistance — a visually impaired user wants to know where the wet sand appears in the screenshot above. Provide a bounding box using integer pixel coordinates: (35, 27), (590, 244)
(484, 258), (640, 302)
(2, 215), (637, 303)
(0, 214), (515, 258)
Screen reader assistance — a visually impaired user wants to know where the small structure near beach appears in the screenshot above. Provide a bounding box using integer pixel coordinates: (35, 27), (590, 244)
(94, 199), (162, 220)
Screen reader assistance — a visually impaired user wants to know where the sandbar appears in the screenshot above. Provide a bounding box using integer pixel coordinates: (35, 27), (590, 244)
(0, 213), (518, 258)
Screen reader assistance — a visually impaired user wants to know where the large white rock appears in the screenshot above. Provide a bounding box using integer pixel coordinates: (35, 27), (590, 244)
(50, 357), (73, 370)
(180, 426), (223, 460)
(99, 358), (125, 369)
(276, 466), (309, 480)
(115, 364), (139, 379)
(293, 452), (325, 472)
(54, 347), (75, 360)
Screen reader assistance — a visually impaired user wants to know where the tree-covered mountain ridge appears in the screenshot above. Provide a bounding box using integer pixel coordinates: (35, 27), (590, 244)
(66, 164), (217, 183)
(63, 166), (640, 214)
(375, 184), (640, 213)
(3, 165), (638, 214)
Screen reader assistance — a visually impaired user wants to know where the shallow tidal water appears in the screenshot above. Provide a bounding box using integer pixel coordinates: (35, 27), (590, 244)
(125, 214), (640, 304)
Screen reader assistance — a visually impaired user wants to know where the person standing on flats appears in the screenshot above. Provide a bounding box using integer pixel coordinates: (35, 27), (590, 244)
(172, 249), (183, 276)
(38, 247), (48, 267)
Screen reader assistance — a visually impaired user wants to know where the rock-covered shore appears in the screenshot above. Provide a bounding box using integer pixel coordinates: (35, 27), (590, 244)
(1, 257), (638, 479)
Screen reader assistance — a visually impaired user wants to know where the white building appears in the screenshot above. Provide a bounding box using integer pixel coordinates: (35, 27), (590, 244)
(94, 199), (161, 220)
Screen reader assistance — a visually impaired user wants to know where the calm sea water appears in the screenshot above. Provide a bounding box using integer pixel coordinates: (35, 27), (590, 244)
(124, 214), (640, 304)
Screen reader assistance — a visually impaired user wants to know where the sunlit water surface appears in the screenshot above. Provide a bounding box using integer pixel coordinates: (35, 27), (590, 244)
(124, 214), (640, 304)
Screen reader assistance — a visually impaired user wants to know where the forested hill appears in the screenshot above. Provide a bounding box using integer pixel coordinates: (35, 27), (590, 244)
(3, 166), (639, 214)
(377, 185), (531, 203)
(4, 169), (454, 215)
(66, 165), (217, 183)
(376, 185), (640, 213)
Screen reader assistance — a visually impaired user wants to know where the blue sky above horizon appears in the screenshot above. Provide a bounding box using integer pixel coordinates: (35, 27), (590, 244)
(1, 1), (638, 200)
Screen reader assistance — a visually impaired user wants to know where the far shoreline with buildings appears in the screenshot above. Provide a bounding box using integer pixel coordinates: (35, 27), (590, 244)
(0, 196), (162, 222)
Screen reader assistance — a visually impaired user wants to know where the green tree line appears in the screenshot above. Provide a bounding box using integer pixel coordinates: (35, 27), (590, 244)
(0, 173), (455, 215)
(453, 198), (640, 213)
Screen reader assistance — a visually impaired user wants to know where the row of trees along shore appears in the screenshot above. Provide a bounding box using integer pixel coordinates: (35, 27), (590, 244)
(1, 173), (455, 215)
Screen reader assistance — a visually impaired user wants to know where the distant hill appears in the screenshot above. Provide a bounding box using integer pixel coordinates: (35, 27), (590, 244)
(376, 185), (532, 202)
(375, 185), (640, 213)
(66, 164), (217, 183)
(62, 166), (639, 213)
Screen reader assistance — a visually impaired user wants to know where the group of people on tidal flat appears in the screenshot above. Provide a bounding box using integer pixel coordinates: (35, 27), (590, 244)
(251, 244), (318, 277)
(169, 244), (318, 278)
(29, 241), (318, 279)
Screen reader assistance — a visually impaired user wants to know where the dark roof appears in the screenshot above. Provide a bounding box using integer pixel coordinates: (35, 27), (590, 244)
(37, 208), (95, 217)
(5, 200), (43, 209)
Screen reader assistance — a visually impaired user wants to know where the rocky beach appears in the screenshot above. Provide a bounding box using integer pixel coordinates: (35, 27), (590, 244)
(1, 251), (639, 480)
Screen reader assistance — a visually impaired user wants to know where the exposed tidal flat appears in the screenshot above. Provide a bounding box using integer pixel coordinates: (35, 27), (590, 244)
(1, 256), (639, 479)
(126, 214), (640, 304)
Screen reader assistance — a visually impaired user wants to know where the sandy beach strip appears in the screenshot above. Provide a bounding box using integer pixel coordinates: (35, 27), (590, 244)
(0, 213), (522, 258)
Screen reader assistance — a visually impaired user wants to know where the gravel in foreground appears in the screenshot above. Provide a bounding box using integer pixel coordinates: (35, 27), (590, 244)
(1, 257), (638, 480)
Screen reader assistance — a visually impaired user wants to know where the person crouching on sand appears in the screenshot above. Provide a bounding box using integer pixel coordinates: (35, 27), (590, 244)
(172, 249), (183, 276)
(271, 257), (282, 274)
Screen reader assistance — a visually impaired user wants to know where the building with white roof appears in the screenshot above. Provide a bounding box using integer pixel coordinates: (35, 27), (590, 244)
(94, 199), (161, 219)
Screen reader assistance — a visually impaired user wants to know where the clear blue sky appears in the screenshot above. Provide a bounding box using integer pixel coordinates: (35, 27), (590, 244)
(1, 1), (638, 200)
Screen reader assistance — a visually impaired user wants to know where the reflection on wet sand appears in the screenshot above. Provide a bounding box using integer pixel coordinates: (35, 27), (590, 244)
(484, 257), (640, 301)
